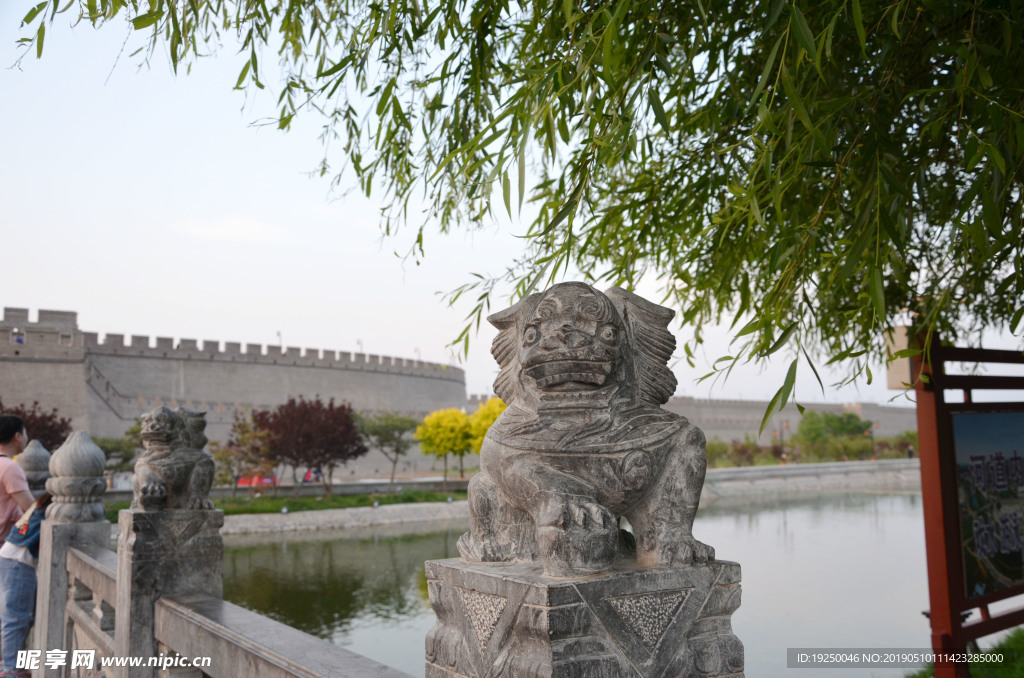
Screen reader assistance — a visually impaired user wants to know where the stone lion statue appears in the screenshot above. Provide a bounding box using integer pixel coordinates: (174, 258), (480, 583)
(132, 406), (215, 511)
(458, 282), (714, 577)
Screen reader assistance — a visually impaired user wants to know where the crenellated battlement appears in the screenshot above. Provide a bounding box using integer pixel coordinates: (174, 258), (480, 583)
(1, 307), (461, 382)
(1, 307), (84, 360)
(81, 332), (463, 381)
(466, 393), (499, 411)
(0, 307), (79, 331)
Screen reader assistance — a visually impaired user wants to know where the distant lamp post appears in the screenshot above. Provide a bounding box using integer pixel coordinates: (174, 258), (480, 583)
(865, 421), (879, 459)
(782, 420), (790, 464)
(356, 339), (364, 354)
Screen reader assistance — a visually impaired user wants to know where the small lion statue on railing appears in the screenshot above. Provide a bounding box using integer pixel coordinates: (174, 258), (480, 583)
(458, 282), (714, 577)
(132, 406), (215, 511)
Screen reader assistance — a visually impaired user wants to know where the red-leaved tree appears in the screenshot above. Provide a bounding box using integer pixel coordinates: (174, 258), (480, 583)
(253, 396), (367, 498)
(0, 399), (73, 451)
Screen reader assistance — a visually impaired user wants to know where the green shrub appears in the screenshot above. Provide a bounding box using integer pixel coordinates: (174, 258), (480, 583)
(706, 439), (731, 468)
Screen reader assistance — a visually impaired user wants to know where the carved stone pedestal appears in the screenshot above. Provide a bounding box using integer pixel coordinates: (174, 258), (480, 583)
(115, 509), (224, 677)
(425, 558), (744, 678)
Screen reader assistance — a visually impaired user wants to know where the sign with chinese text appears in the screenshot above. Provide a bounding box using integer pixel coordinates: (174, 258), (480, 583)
(952, 411), (1024, 599)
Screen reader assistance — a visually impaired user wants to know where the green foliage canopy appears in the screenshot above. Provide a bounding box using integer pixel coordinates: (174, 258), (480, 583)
(360, 412), (420, 491)
(92, 436), (138, 471)
(18, 0), (1024, 408)
(794, 409), (872, 448)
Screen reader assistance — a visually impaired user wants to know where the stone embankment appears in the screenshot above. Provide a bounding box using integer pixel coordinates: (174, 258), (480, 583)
(208, 459), (921, 535)
(221, 499), (470, 535)
(103, 478), (470, 505)
(700, 458), (920, 509)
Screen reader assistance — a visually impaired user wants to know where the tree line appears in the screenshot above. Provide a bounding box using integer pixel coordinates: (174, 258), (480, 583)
(1, 395), (507, 493)
(3, 395), (917, 478)
(208, 396), (508, 495)
(706, 410), (917, 467)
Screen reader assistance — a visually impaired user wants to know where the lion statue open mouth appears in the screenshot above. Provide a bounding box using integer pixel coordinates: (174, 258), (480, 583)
(458, 282), (714, 577)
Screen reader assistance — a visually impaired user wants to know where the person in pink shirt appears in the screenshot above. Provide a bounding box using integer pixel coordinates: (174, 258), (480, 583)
(0, 415), (38, 678)
(0, 417), (33, 545)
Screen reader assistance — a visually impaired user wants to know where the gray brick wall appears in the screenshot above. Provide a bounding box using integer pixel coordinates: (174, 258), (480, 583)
(2, 308), (467, 448)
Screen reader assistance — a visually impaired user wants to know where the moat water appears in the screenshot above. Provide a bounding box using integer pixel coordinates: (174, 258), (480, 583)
(222, 493), (931, 677)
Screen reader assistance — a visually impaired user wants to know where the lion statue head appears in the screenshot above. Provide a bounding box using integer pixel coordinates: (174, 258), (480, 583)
(140, 406), (208, 451)
(489, 282), (678, 412)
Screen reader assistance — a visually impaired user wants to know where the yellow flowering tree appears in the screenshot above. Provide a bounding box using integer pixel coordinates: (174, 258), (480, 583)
(415, 408), (472, 490)
(468, 398), (507, 455)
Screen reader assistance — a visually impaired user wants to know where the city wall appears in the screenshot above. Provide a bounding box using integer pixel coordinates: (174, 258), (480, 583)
(1, 308), (466, 476)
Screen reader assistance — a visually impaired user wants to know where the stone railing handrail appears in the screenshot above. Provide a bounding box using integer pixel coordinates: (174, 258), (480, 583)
(154, 594), (412, 678)
(65, 545), (118, 656)
(67, 545), (118, 605)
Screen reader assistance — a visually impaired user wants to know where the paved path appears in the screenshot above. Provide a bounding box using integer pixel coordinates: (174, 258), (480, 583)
(702, 458), (920, 508)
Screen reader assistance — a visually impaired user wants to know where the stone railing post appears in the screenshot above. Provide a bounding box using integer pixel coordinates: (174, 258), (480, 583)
(17, 439), (51, 498)
(35, 432), (110, 678)
(113, 407), (223, 678)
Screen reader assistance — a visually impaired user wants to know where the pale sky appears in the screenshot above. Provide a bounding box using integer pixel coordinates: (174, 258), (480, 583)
(3, 4), (1006, 407)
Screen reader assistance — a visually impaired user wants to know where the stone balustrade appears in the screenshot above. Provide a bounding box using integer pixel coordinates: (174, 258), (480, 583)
(32, 431), (412, 678)
(64, 545), (117, 659)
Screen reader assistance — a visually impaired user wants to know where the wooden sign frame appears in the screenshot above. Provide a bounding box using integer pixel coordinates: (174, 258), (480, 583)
(914, 343), (1024, 678)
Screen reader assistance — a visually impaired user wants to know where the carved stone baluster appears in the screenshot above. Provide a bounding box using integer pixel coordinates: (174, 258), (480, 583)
(17, 439), (51, 498)
(96, 600), (115, 633)
(35, 432), (110, 678)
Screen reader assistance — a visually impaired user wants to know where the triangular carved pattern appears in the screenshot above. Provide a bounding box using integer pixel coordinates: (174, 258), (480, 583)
(153, 517), (206, 551)
(608, 591), (685, 650)
(456, 587), (508, 652)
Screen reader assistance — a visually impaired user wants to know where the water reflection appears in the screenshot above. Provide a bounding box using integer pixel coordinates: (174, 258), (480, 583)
(700, 492), (928, 678)
(222, 494), (931, 678)
(223, 524), (460, 675)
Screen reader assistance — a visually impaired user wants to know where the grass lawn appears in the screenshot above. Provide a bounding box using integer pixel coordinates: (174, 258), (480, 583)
(105, 489), (467, 522)
(905, 628), (1024, 677)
